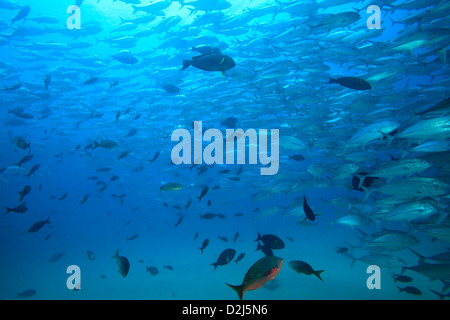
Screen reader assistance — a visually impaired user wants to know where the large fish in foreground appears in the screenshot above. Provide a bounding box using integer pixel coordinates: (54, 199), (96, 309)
(181, 53), (236, 75)
(226, 256), (283, 300)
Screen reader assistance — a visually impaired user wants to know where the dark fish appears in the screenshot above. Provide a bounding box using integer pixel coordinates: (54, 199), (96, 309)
(234, 253), (245, 264)
(83, 77), (99, 85)
(255, 232), (285, 250)
(328, 77), (371, 90)
(126, 234), (139, 241)
(396, 286), (422, 295)
(112, 250), (130, 278)
(392, 274), (413, 283)
(185, 198), (192, 209)
(93, 139), (118, 150)
(207, 200), (212, 207)
(218, 235), (228, 242)
(118, 151), (130, 160)
(126, 128), (137, 137)
(181, 53), (236, 75)
(115, 110), (121, 125)
(49, 252), (66, 263)
(288, 260), (325, 281)
(233, 231), (240, 243)
(28, 217), (50, 233)
(415, 96), (450, 115)
(193, 232), (199, 240)
(196, 186), (210, 202)
(149, 150), (160, 164)
(221, 117), (238, 128)
(5, 202), (28, 214)
(289, 154), (305, 161)
(336, 247), (349, 254)
(44, 75), (51, 91)
(16, 112), (33, 119)
(199, 239), (209, 254)
(17, 289), (36, 298)
(58, 192), (68, 200)
(226, 256), (283, 300)
(4, 83), (22, 91)
(234, 212), (244, 217)
(146, 266), (159, 275)
(112, 51), (138, 65)
(303, 193), (315, 221)
(162, 84), (180, 93)
(211, 248), (236, 270)
(15, 155), (34, 167)
(200, 212), (217, 219)
(16, 137), (31, 154)
(110, 175), (120, 182)
(259, 244), (274, 257)
(164, 265), (174, 271)
(18, 185), (31, 201)
(174, 216), (183, 227)
(11, 5), (30, 23)
(25, 164), (40, 179)
(87, 250), (95, 261)
(80, 193), (89, 205)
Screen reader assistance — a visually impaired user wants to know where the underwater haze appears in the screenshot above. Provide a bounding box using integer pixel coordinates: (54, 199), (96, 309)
(1, 0), (450, 300)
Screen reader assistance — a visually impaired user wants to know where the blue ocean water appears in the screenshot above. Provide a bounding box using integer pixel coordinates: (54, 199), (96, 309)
(1, 0), (449, 300)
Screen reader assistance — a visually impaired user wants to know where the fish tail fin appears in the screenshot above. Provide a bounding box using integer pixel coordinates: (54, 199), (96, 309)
(396, 286), (404, 293)
(27, 141), (31, 154)
(111, 250), (118, 259)
(353, 173), (366, 190)
(255, 242), (262, 251)
(440, 280), (450, 293)
(361, 186), (372, 202)
(255, 232), (262, 242)
(409, 248), (426, 264)
(328, 78), (337, 84)
(430, 289), (446, 300)
(181, 59), (192, 71)
(4, 207), (12, 214)
(314, 270), (325, 281)
(210, 262), (218, 270)
(46, 217), (50, 224)
(196, 196), (201, 202)
(225, 283), (243, 300)
(131, 5), (138, 14)
(347, 254), (358, 268)
(93, 141), (100, 150)
(199, 247), (204, 254)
